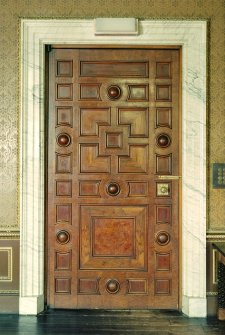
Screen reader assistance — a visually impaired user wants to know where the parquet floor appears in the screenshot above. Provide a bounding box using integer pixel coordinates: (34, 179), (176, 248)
(0, 309), (225, 335)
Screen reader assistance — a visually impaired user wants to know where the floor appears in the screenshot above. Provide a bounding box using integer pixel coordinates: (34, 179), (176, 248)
(0, 309), (225, 335)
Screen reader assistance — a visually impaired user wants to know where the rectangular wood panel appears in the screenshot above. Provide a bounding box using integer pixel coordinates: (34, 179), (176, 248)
(55, 251), (72, 270)
(55, 278), (71, 294)
(78, 278), (99, 294)
(56, 204), (72, 224)
(80, 61), (149, 77)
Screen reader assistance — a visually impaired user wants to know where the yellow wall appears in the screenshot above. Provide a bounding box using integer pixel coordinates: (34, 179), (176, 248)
(0, 0), (224, 232)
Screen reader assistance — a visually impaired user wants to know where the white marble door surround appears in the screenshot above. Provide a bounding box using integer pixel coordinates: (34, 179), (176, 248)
(20, 19), (207, 316)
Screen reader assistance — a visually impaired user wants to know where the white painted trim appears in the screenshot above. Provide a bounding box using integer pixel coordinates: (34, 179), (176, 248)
(20, 19), (207, 316)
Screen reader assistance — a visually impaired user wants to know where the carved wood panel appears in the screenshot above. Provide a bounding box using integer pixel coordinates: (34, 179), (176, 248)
(47, 47), (180, 309)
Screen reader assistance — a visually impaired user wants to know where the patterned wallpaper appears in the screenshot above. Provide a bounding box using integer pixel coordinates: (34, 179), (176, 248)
(0, 0), (224, 231)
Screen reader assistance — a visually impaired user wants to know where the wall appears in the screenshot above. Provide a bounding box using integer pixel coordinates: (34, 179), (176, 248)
(0, 0), (224, 313)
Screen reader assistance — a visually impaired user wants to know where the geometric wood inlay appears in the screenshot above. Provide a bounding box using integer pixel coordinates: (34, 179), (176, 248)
(155, 108), (172, 128)
(79, 181), (100, 196)
(127, 279), (147, 294)
(56, 107), (73, 127)
(55, 251), (72, 270)
(98, 125), (129, 157)
(56, 84), (73, 100)
(56, 180), (72, 197)
(156, 154), (172, 175)
(128, 182), (148, 197)
(80, 108), (111, 136)
(156, 62), (171, 78)
(80, 61), (149, 77)
(78, 278), (99, 294)
(156, 252), (171, 271)
(56, 153), (72, 174)
(80, 144), (110, 173)
(127, 85), (149, 101)
(92, 217), (135, 257)
(80, 84), (101, 100)
(155, 279), (171, 295)
(56, 204), (72, 224)
(118, 108), (149, 137)
(156, 85), (171, 101)
(55, 278), (71, 294)
(80, 205), (147, 270)
(156, 205), (171, 224)
(57, 60), (73, 77)
(119, 145), (148, 173)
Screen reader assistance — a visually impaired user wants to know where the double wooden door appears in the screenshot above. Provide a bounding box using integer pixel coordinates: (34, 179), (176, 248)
(47, 47), (180, 309)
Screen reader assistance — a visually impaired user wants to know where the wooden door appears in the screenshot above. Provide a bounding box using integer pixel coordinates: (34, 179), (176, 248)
(47, 47), (180, 309)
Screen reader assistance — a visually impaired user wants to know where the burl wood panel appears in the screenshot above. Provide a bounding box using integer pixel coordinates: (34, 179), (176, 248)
(47, 48), (180, 310)
(92, 217), (135, 257)
(80, 205), (147, 270)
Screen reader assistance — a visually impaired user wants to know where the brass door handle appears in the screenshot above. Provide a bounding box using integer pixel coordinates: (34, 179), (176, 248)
(156, 175), (181, 180)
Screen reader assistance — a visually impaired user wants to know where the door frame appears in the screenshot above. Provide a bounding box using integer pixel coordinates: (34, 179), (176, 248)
(19, 19), (207, 316)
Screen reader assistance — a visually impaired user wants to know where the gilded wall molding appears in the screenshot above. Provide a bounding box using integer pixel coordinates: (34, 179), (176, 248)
(0, 247), (12, 282)
(0, 232), (20, 239)
(206, 291), (218, 296)
(0, 290), (19, 295)
(207, 234), (225, 242)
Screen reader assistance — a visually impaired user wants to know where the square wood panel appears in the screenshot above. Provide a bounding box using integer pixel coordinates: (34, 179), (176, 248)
(80, 205), (147, 270)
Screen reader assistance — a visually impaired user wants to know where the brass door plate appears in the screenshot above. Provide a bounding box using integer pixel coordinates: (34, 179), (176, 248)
(156, 183), (170, 197)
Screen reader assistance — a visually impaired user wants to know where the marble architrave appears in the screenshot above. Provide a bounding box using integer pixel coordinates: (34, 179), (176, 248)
(20, 19), (207, 316)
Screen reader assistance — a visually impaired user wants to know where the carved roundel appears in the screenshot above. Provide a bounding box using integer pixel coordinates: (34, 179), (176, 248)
(107, 85), (121, 100)
(56, 133), (71, 147)
(56, 230), (70, 244)
(156, 133), (171, 148)
(106, 279), (120, 294)
(156, 231), (170, 246)
(106, 182), (120, 196)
